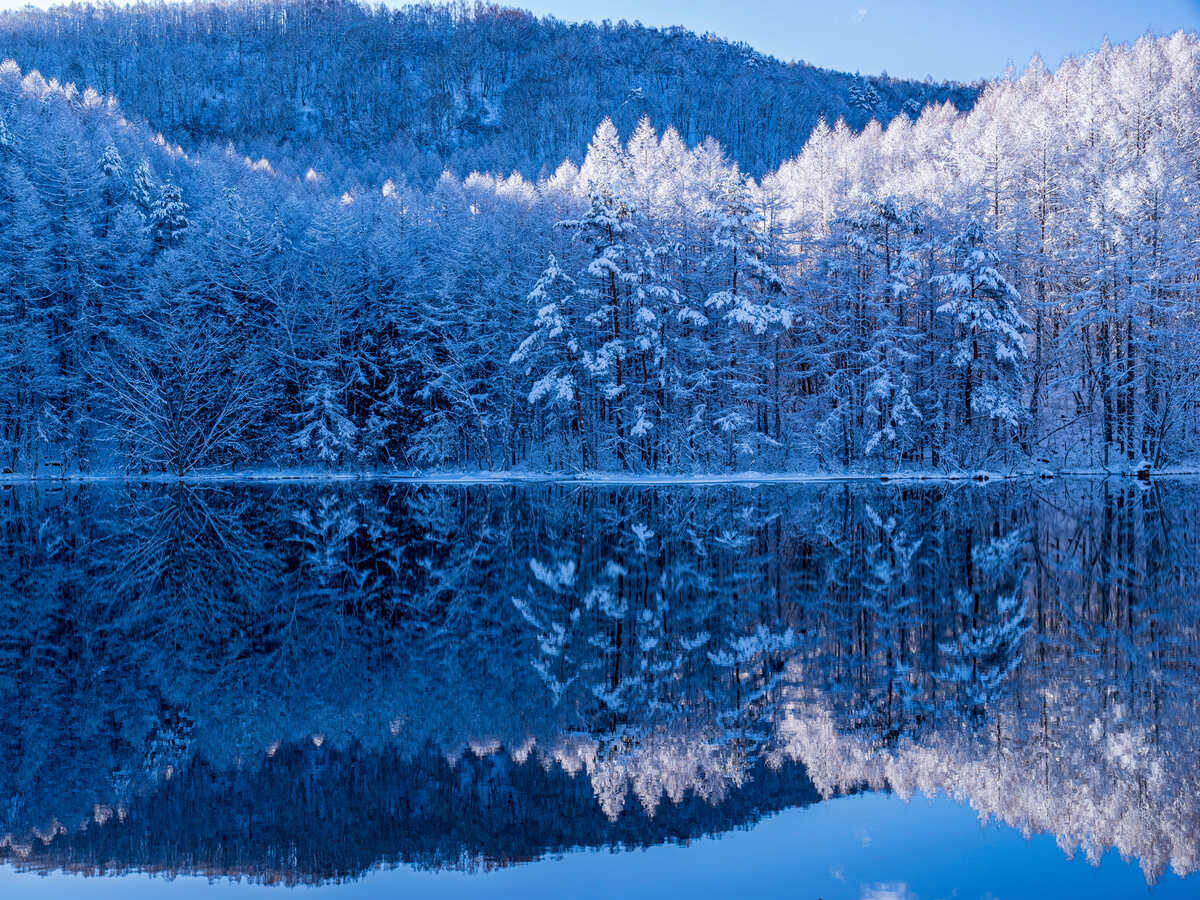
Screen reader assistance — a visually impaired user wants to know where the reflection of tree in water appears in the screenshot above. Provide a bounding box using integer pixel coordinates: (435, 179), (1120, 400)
(6, 744), (823, 885)
(103, 485), (275, 614)
(0, 480), (1197, 884)
(936, 524), (1030, 726)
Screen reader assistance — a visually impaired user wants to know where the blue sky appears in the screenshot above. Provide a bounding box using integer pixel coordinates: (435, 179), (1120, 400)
(520, 0), (1200, 81)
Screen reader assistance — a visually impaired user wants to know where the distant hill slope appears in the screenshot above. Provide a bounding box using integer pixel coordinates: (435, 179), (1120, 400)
(0, 0), (977, 180)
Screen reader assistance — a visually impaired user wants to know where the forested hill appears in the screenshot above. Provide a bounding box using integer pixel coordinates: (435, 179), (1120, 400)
(0, 0), (975, 181)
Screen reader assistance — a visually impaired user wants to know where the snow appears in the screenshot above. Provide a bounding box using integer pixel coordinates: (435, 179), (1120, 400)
(2, 467), (1198, 487)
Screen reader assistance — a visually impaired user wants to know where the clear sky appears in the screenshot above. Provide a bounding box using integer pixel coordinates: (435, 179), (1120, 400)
(0, 0), (1196, 82)
(518, 0), (1200, 82)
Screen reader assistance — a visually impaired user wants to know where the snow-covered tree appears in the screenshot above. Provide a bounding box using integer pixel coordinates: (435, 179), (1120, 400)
(290, 379), (357, 467)
(932, 220), (1030, 462)
(703, 171), (790, 467)
(149, 180), (188, 249)
(512, 255), (589, 467)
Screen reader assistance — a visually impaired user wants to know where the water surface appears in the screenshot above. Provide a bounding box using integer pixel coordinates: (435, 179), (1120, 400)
(0, 479), (1196, 897)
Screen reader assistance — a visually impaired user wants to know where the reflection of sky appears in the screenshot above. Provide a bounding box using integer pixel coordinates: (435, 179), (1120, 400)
(2, 792), (1193, 898)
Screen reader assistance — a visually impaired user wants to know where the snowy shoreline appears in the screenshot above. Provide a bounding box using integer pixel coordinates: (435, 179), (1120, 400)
(0, 467), (1196, 487)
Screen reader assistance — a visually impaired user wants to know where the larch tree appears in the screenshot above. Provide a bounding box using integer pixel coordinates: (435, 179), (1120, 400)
(932, 220), (1031, 465)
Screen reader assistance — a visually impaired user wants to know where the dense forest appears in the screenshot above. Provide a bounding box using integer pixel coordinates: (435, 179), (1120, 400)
(0, 480), (1196, 882)
(0, 0), (974, 182)
(0, 2), (1194, 474)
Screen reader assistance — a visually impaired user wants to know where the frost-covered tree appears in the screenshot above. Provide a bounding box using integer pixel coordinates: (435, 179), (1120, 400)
(0, 28), (1191, 476)
(932, 220), (1030, 464)
(149, 180), (188, 250)
(290, 379), (357, 468)
(849, 78), (881, 113)
(130, 158), (156, 219)
(561, 185), (642, 469)
(511, 255), (589, 468)
(97, 293), (263, 475)
(703, 171), (790, 467)
(810, 197), (926, 469)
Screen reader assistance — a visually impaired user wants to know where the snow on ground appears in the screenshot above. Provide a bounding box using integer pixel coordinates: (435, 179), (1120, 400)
(0, 467), (1198, 487)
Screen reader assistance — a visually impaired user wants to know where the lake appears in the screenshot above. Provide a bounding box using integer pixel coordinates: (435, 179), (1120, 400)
(0, 478), (1197, 898)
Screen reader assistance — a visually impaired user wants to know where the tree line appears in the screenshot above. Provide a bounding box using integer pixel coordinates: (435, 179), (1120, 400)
(0, 28), (1195, 474)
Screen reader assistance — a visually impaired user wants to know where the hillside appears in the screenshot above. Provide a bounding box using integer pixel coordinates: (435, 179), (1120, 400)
(0, 0), (976, 181)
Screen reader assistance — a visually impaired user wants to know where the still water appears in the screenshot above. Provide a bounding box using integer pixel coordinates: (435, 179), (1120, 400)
(0, 479), (1197, 898)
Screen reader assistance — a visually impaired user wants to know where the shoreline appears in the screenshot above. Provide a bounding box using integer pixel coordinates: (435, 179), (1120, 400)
(0, 468), (1195, 487)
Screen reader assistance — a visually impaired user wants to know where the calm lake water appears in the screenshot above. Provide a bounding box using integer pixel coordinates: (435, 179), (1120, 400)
(1, 479), (1198, 898)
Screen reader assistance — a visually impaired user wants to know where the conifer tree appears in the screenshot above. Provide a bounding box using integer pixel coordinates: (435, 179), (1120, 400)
(932, 220), (1030, 462)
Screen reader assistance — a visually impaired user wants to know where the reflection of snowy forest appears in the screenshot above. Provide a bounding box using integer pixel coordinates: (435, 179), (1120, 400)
(1, 480), (1197, 884)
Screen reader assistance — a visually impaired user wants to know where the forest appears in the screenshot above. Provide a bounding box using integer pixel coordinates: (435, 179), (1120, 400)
(0, 0), (974, 181)
(0, 1), (1194, 474)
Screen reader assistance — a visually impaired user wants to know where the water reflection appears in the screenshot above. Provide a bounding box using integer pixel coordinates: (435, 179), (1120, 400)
(0, 480), (1197, 887)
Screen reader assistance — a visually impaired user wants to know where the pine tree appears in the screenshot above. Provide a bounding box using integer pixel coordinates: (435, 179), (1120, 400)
(703, 171), (789, 467)
(511, 254), (590, 468)
(563, 185), (642, 469)
(849, 78), (881, 113)
(149, 181), (188, 250)
(291, 379), (357, 468)
(932, 220), (1030, 463)
(100, 143), (125, 181)
(98, 143), (127, 237)
(862, 198), (924, 466)
(130, 158), (156, 219)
